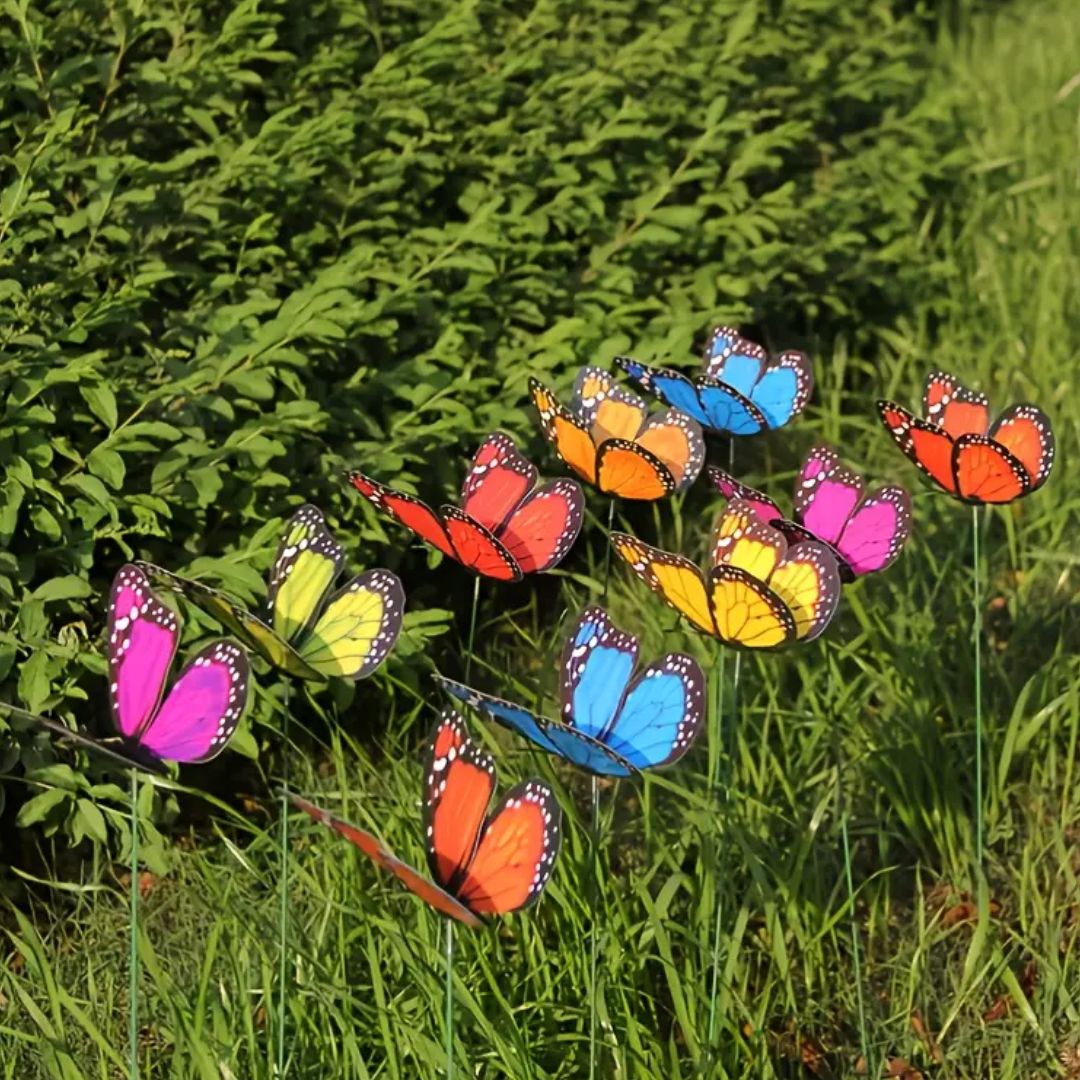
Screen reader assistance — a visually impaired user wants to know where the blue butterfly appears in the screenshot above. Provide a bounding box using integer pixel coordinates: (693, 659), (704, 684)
(614, 326), (814, 436)
(433, 606), (705, 778)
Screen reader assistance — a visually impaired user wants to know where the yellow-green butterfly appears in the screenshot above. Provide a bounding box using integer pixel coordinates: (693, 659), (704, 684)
(140, 505), (405, 682)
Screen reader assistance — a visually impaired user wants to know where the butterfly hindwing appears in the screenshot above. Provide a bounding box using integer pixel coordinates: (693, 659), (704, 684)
(602, 653), (705, 770)
(707, 466), (784, 524)
(988, 404), (1054, 490)
(876, 400), (959, 495)
(137, 639), (250, 763)
(767, 541), (842, 641)
(952, 436), (1030, 504)
(496, 479), (585, 574)
(296, 569), (405, 680)
(442, 506), (521, 581)
(707, 565), (796, 648)
(559, 606), (638, 740)
(834, 486), (911, 578)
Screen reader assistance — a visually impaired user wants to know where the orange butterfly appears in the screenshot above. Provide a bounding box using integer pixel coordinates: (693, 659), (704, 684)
(611, 500), (842, 649)
(877, 371), (1054, 504)
(530, 367), (705, 500)
(291, 710), (561, 926)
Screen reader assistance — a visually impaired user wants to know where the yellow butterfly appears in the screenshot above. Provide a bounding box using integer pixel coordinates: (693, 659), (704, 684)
(141, 505), (404, 681)
(611, 500), (841, 649)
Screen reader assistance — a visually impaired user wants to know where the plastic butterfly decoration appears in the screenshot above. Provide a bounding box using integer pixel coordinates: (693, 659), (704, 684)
(709, 445), (913, 583)
(31, 564), (250, 770)
(348, 433), (584, 581)
(529, 367), (705, 500)
(290, 709), (561, 927)
(615, 326), (814, 437)
(142, 505), (404, 683)
(612, 500), (842, 649)
(877, 370), (1055, 504)
(435, 606), (705, 777)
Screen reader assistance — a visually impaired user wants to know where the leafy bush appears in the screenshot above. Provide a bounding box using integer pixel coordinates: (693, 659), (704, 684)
(0, 0), (963, 840)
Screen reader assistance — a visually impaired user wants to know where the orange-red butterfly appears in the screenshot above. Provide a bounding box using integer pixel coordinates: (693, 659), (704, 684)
(877, 371), (1054, 505)
(530, 367), (704, 500)
(290, 710), (561, 926)
(348, 433), (584, 581)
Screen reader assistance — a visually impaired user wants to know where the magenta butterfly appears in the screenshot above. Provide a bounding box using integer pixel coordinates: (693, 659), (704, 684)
(35, 565), (250, 769)
(709, 445), (912, 582)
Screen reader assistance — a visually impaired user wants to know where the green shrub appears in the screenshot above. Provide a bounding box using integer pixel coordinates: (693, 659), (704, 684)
(0, 0), (963, 840)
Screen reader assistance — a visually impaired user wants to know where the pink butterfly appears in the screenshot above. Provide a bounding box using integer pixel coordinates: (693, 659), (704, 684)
(105, 564), (250, 763)
(31, 565), (250, 771)
(709, 446), (912, 582)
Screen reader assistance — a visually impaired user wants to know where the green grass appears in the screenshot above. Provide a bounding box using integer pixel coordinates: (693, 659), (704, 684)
(4, 1), (1080, 1076)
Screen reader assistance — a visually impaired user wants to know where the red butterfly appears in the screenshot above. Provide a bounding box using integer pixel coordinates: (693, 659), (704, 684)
(348, 433), (584, 581)
(877, 371), (1054, 504)
(290, 710), (561, 926)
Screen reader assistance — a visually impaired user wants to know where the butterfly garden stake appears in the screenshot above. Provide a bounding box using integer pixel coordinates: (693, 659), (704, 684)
(711, 447), (914, 1070)
(291, 710), (562, 1079)
(143, 504), (405, 1078)
(437, 606), (704, 1077)
(877, 370), (1054, 872)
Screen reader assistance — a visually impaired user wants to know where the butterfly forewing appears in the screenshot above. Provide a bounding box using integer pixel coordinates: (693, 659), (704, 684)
(836, 486), (912, 578)
(572, 366), (648, 440)
(708, 466), (784, 524)
(289, 794), (481, 927)
(107, 565), (182, 741)
(423, 711), (496, 893)
(793, 446), (864, 545)
(459, 433), (537, 534)
(559, 606), (639, 741)
(707, 565), (796, 649)
(595, 439), (675, 500)
(711, 500), (786, 579)
(877, 401), (959, 495)
(348, 471), (457, 558)
(530, 377), (600, 485)
(441, 506), (521, 581)
(455, 779), (562, 916)
(266, 506), (344, 644)
(952, 436), (1031, 504)
(922, 371), (990, 437)
(767, 542), (842, 641)
(634, 409), (704, 489)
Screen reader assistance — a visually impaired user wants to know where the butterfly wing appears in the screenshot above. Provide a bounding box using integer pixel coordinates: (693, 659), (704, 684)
(710, 499), (786, 579)
(952, 436), (1031, 504)
(423, 710), (494, 892)
(295, 570), (405, 680)
(139, 563), (323, 680)
(767, 541), (842, 641)
(612, 356), (713, 429)
(572, 366), (648, 439)
(876, 400), (958, 495)
(749, 351), (814, 429)
(433, 675), (562, 756)
(707, 565), (796, 648)
(989, 404), (1054, 490)
(441, 507), (522, 580)
(611, 533), (717, 636)
(694, 376), (768, 436)
(603, 653), (705, 770)
(107, 565), (181, 741)
(594, 439), (675, 500)
(529, 378), (599, 485)
(495, 479), (584, 574)
(793, 446), (863, 546)
(347, 471), (456, 559)
(559, 606), (638, 740)
(707, 466), (784, 523)
(289, 794), (481, 927)
(834, 486), (912, 579)
(634, 409), (705, 490)
(459, 433), (538, 534)
(922, 370), (990, 436)
(265, 505), (344, 644)
(455, 779), (562, 916)
(136, 640), (249, 763)
(702, 326), (767, 391)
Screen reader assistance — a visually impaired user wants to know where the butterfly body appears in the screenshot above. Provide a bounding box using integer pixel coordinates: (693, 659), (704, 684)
(291, 710), (561, 925)
(142, 505), (404, 682)
(436, 606), (705, 776)
(877, 371), (1054, 505)
(530, 367), (705, 500)
(708, 445), (912, 582)
(614, 326), (813, 437)
(612, 500), (842, 648)
(348, 433), (584, 580)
